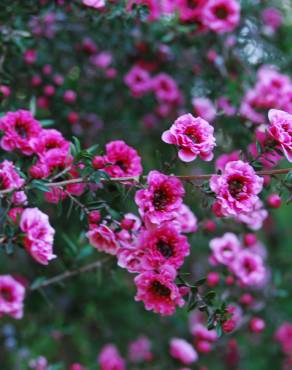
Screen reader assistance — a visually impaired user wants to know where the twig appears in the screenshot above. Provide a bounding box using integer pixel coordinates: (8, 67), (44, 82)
(30, 257), (110, 291)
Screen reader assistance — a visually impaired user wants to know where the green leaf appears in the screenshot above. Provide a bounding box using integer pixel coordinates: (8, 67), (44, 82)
(30, 276), (46, 290)
(30, 180), (49, 192)
(40, 119), (55, 127)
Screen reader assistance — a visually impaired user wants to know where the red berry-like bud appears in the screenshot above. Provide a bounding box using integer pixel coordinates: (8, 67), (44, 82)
(203, 219), (216, 233)
(67, 111), (79, 124)
(222, 319), (236, 334)
(267, 193), (282, 208)
(244, 233), (257, 247)
(88, 210), (101, 225)
(239, 293), (254, 307)
(249, 317), (265, 333)
(225, 275), (235, 286)
(63, 90), (77, 104)
(207, 272), (220, 287)
(92, 156), (105, 170)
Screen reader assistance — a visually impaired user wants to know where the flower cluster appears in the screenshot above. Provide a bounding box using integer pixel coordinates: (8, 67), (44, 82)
(209, 233), (267, 287)
(0, 275), (26, 319)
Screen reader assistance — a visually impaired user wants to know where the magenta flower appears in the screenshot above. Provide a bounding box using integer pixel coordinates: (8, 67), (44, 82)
(135, 170), (185, 225)
(124, 65), (152, 97)
(0, 110), (41, 155)
(98, 344), (126, 370)
(170, 338), (198, 365)
(152, 73), (181, 103)
(136, 223), (190, 270)
(128, 336), (153, 363)
(267, 109), (292, 162)
(0, 275), (25, 319)
(87, 224), (119, 255)
(134, 265), (184, 315)
(20, 208), (56, 265)
(210, 160), (264, 217)
(275, 323), (292, 355)
(93, 140), (143, 178)
(235, 199), (268, 231)
(172, 204), (198, 234)
(162, 113), (216, 162)
(202, 0), (240, 34)
(192, 97), (216, 123)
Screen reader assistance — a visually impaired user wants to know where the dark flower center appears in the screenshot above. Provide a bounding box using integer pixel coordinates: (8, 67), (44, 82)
(151, 281), (171, 297)
(157, 240), (174, 258)
(15, 122), (28, 138)
(243, 259), (255, 274)
(153, 189), (168, 210)
(116, 160), (127, 171)
(228, 179), (244, 199)
(214, 6), (229, 19)
(0, 287), (13, 302)
(187, 0), (199, 10)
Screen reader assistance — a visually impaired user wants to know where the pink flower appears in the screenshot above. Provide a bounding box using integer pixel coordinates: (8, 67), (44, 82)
(29, 356), (48, 370)
(136, 223), (190, 270)
(20, 208), (56, 265)
(236, 199), (268, 230)
(210, 160), (264, 217)
(124, 65), (152, 97)
(170, 338), (198, 365)
(215, 151), (240, 172)
(217, 97), (236, 116)
(230, 250), (266, 287)
(93, 140), (143, 178)
(267, 109), (292, 162)
(162, 113), (216, 162)
(202, 0), (240, 34)
(128, 336), (153, 362)
(87, 224), (119, 255)
(0, 110), (41, 155)
(192, 97), (216, 123)
(275, 323), (292, 355)
(0, 275), (25, 319)
(152, 73), (181, 103)
(83, 0), (105, 9)
(117, 245), (145, 273)
(249, 317), (265, 333)
(172, 204), (198, 233)
(98, 344), (126, 370)
(91, 51), (112, 69)
(176, 0), (205, 23)
(135, 170), (185, 225)
(134, 265), (184, 315)
(0, 160), (25, 192)
(209, 232), (241, 266)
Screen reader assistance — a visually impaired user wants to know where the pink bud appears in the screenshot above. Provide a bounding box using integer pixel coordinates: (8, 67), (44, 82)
(267, 193), (282, 208)
(203, 219), (216, 233)
(88, 210), (101, 225)
(249, 317), (265, 333)
(222, 319), (236, 334)
(243, 233), (257, 247)
(207, 272), (220, 287)
(67, 112), (79, 124)
(63, 90), (77, 104)
(43, 85), (56, 97)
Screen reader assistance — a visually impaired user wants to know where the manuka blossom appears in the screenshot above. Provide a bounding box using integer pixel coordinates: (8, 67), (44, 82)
(92, 140), (143, 178)
(134, 265), (184, 315)
(210, 160), (264, 217)
(236, 199), (268, 230)
(136, 223), (190, 270)
(98, 344), (126, 370)
(201, 0), (240, 34)
(135, 170), (185, 225)
(215, 151), (240, 172)
(0, 110), (41, 155)
(169, 338), (198, 365)
(20, 208), (56, 265)
(0, 275), (25, 319)
(0, 160), (26, 205)
(209, 232), (241, 266)
(162, 113), (216, 162)
(172, 204), (198, 233)
(124, 65), (152, 97)
(191, 323), (217, 354)
(275, 323), (292, 355)
(230, 250), (266, 287)
(83, 0), (105, 9)
(128, 336), (153, 362)
(152, 73), (181, 103)
(192, 97), (216, 123)
(176, 0), (205, 23)
(267, 109), (292, 162)
(87, 224), (119, 255)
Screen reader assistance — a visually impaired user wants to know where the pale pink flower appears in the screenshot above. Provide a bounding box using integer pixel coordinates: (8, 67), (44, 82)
(236, 199), (268, 230)
(135, 170), (185, 225)
(83, 0), (105, 9)
(230, 250), (266, 287)
(170, 338), (198, 365)
(0, 160), (25, 192)
(93, 140), (143, 178)
(217, 97), (236, 116)
(20, 208), (56, 265)
(98, 344), (126, 370)
(202, 0), (240, 34)
(162, 113), (216, 162)
(152, 73), (181, 104)
(0, 275), (25, 319)
(192, 97), (216, 123)
(210, 160), (264, 217)
(117, 245), (145, 273)
(209, 232), (241, 266)
(124, 65), (152, 97)
(267, 109), (292, 162)
(91, 51), (112, 69)
(134, 265), (184, 315)
(172, 204), (198, 233)
(87, 224), (119, 255)
(136, 223), (190, 270)
(0, 110), (41, 155)
(128, 336), (153, 362)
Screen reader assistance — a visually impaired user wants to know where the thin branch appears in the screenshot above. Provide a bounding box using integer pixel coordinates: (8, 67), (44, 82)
(30, 257), (110, 291)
